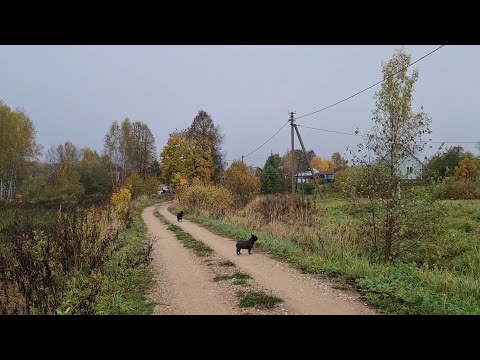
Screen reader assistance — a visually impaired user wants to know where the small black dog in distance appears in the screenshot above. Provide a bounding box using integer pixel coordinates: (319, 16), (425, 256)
(177, 211), (184, 222)
(236, 234), (258, 255)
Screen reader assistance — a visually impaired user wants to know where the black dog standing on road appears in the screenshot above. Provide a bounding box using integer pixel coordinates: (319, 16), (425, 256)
(236, 234), (258, 255)
(177, 211), (184, 222)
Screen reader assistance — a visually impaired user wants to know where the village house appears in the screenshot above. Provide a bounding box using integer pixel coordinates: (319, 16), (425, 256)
(380, 152), (424, 181)
(295, 168), (335, 183)
(398, 153), (423, 180)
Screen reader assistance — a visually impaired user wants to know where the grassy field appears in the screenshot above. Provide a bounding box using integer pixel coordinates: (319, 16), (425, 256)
(0, 195), (170, 314)
(171, 198), (480, 314)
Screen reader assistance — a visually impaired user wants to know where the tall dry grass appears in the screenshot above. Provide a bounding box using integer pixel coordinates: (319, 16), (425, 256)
(231, 194), (363, 256)
(176, 183), (234, 218)
(176, 188), (364, 258)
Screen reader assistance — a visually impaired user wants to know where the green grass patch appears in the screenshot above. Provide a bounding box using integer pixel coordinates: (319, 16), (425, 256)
(237, 290), (283, 309)
(214, 272), (250, 284)
(233, 279), (248, 286)
(166, 223), (213, 257)
(232, 272), (251, 280)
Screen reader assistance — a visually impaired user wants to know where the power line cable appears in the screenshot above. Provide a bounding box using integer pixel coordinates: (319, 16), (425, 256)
(297, 124), (357, 136)
(298, 124), (477, 144)
(296, 45), (445, 121)
(242, 120), (290, 158)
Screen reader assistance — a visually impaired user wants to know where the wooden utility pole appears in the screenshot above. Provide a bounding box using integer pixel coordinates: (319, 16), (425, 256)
(289, 112), (296, 194)
(294, 124), (321, 195)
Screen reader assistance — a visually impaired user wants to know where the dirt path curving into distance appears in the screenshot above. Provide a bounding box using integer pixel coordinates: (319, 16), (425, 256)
(142, 205), (238, 315)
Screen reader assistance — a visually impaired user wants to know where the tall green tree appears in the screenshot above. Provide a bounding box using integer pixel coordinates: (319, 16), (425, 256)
(261, 154), (285, 194)
(425, 146), (464, 181)
(148, 159), (161, 178)
(78, 148), (112, 195)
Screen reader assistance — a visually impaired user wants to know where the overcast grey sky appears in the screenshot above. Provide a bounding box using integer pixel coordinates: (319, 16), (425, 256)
(1, 45), (479, 168)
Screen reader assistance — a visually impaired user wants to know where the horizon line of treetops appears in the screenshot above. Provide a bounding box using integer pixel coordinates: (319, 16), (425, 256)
(0, 100), (351, 200)
(2, 99), (476, 202)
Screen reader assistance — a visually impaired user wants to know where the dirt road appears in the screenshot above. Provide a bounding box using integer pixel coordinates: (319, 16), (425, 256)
(145, 202), (377, 315)
(142, 205), (238, 314)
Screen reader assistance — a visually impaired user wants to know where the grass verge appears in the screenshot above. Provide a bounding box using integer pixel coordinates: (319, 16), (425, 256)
(92, 196), (171, 314)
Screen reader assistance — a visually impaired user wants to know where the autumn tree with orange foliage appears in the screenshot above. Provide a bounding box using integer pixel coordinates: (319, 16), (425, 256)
(310, 156), (334, 171)
(455, 155), (479, 181)
(224, 161), (261, 205)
